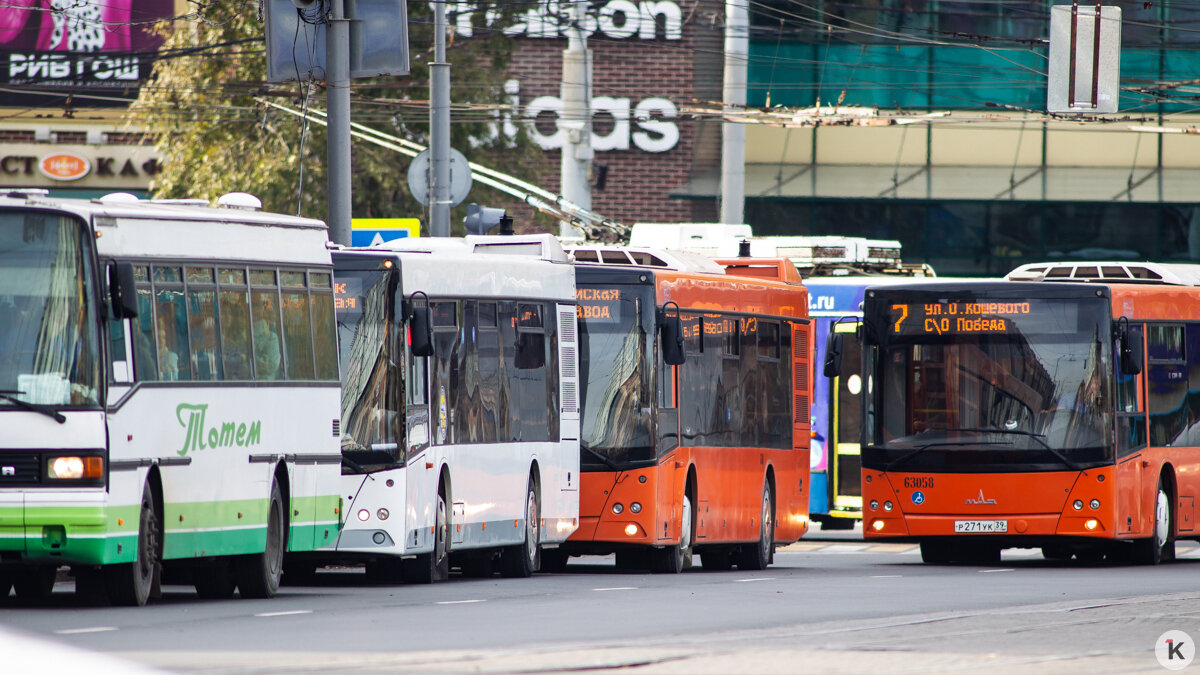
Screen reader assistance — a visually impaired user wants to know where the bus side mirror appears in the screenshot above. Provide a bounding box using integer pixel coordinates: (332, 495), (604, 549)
(109, 262), (138, 319)
(1119, 328), (1143, 376)
(823, 332), (844, 378)
(660, 314), (685, 366)
(409, 303), (433, 358)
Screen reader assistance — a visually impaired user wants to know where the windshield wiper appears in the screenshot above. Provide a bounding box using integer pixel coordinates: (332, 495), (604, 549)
(931, 427), (1080, 470)
(0, 391), (65, 424)
(580, 444), (624, 471)
(883, 440), (1011, 471)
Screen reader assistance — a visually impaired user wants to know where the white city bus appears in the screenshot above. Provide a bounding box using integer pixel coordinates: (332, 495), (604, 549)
(0, 191), (342, 605)
(311, 234), (579, 582)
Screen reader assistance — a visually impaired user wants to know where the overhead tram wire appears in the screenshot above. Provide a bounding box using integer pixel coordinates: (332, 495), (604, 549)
(255, 98), (630, 242)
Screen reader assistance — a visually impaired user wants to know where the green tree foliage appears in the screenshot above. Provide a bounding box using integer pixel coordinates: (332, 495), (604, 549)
(129, 0), (549, 233)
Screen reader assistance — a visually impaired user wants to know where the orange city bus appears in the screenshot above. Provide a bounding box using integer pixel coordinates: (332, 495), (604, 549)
(845, 261), (1200, 565)
(546, 248), (811, 572)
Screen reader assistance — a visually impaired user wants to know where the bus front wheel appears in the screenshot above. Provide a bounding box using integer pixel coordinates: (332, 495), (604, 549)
(107, 481), (161, 606)
(653, 493), (694, 574)
(404, 492), (450, 584)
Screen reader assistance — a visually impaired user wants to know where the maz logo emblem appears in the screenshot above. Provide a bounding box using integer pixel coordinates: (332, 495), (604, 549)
(965, 489), (997, 505)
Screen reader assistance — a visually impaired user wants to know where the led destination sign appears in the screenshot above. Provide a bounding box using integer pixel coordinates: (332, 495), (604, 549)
(577, 287), (624, 323)
(888, 300), (1079, 336)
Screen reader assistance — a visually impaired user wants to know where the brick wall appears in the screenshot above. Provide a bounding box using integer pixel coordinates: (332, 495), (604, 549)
(496, 0), (720, 231)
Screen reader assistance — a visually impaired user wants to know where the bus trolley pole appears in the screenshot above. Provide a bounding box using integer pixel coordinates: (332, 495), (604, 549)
(326, 0), (352, 245)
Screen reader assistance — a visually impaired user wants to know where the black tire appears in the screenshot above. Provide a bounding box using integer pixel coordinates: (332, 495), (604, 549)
(403, 491), (450, 584)
(1134, 480), (1175, 565)
(737, 481), (774, 570)
(194, 560), (237, 599)
(653, 492), (694, 574)
(13, 566), (57, 600)
(540, 549), (569, 573)
(107, 481), (161, 606)
(501, 478), (541, 578)
(920, 540), (954, 564)
(699, 546), (734, 571)
(234, 481), (286, 598)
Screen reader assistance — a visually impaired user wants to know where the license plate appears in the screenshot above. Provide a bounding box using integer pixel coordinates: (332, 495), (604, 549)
(954, 519), (1008, 533)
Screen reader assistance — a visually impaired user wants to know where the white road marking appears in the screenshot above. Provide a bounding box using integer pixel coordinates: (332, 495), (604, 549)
(434, 599), (486, 605)
(593, 586), (638, 591)
(254, 610), (313, 617)
(979, 568), (1015, 573)
(735, 578), (772, 583)
(55, 627), (117, 635)
(869, 575), (902, 578)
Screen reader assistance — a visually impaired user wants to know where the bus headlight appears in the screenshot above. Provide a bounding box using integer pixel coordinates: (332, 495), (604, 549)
(869, 500), (879, 511)
(612, 503), (624, 515)
(377, 508), (390, 520)
(1089, 499), (1100, 510)
(883, 501), (894, 512)
(1084, 519), (1099, 531)
(630, 502), (642, 514)
(871, 520), (885, 531)
(357, 509), (370, 521)
(1073, 500), (1083, 510)
(624, 524), (638, 536)
(47, 456), (103, 480)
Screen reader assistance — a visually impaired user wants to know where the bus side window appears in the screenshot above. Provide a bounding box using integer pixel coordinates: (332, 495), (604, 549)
(219, 268), (252, 380)
(132, 266), (158, 381)
(310, 271), (338, 380)
(250, 269), (283, 380)
(153, 266), (191, 382)
(186, 267), (220, 381)
(281, 271), (315, 380)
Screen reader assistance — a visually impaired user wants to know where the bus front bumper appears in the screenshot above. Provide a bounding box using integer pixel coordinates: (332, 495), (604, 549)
(0, 491), (136, 566)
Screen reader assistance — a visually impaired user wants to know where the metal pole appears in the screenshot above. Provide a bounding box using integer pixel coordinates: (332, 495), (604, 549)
(326, 0), (352, 245)
(430, 0), (451, 237)
(559, 0), (592, 240)
(721, 0), (747, 226)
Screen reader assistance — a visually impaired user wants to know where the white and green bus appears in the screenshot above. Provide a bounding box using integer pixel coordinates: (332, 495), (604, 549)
(0, 191), (342, 605)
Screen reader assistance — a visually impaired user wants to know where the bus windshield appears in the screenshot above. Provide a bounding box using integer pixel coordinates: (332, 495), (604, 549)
(577, 283), (655, 469)
(335, 266), (404, 472)
(866, 293), (1113, 472)
(0, 211), (101, 408)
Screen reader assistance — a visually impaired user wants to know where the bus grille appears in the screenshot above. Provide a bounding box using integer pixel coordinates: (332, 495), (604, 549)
(0, 453), (41, 486)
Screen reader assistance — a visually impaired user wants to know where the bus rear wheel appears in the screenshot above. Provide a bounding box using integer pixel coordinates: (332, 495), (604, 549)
(107, 481), (160, 606)
(737, 483), (774, 570)
(404, 491), (450, 584)
(1134, 481), (1175, 565)
(501, 478), (541, 578)
(234, 480), (285, 598)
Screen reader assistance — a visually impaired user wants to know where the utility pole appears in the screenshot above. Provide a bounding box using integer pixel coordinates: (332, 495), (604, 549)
(429, 0), (452, 236)
(326, 0), (352, 244)
(559, 0), (593, 239)
(720, 0), (747, 225)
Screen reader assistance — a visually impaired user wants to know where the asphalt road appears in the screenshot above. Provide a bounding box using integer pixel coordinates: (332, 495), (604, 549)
(3, 538), (1198, 674)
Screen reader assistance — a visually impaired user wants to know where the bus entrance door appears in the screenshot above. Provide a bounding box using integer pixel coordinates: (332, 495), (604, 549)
(831, 321), (863, 519)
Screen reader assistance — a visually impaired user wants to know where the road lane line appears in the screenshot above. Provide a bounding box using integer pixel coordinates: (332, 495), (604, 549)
(869, 575), (901, 578)
(735, 578), (772, 583)
(979, 568), (1014, 573)
(254, 610), (314, 617)
(593, 586), (638, 591)
(435, 599), (486, 605)
(55, 627), (117, 635)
